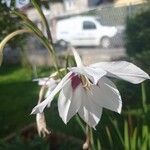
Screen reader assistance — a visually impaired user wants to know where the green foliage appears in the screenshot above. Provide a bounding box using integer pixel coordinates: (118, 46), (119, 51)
(125, 9), (150, 110)
(131, 50), (150, 74)
(125, 9), (150, 56)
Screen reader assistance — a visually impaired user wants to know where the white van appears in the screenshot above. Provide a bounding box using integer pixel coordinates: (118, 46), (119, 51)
(56, 16), (117, 48)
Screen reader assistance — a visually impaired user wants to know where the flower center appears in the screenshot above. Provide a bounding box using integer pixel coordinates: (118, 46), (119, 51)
(80, 75), (92, 91)
(70, 73), (92, 91)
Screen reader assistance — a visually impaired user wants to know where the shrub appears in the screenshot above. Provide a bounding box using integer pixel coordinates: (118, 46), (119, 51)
(125, 9), (150, 56)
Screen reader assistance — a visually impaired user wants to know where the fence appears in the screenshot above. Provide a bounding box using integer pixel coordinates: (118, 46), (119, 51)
(54, 1), (150, 26)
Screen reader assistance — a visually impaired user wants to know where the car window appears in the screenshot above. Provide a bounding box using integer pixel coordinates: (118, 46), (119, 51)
(83, 21), (96, 30)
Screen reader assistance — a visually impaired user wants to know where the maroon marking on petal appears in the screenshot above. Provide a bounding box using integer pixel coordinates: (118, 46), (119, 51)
(71, 75), (81, 90)
(69, 72), (76, 78)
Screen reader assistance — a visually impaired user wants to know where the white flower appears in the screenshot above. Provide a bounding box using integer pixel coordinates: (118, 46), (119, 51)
(31, 48), (150, 128)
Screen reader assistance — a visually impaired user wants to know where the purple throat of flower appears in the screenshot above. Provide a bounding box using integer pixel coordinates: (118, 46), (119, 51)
(70, 73), (81, 90)
(69, 73), (93, 91)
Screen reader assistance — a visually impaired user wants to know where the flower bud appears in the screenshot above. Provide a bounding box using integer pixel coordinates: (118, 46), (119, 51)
(36, 113), (50, 137)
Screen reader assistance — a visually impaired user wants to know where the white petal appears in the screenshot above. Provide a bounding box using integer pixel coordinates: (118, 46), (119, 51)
(71, 47), (83, 67)
(31, 99), (52, 114)
(83, 67), (106, 84)
(69, 67), (106, 84)
(33, 77), (57, 86)
(45, 81), (58, 99)
(69, 67), (85, 75)
(78, 90), (103, 128)
(58, 81), (82, 124)
(31, 72), (72, 114)
(90, 61), (150, 84)
(90, 77), (122, 114)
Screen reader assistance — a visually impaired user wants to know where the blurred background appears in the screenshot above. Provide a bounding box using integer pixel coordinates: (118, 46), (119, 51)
(0, 0), (150, 149)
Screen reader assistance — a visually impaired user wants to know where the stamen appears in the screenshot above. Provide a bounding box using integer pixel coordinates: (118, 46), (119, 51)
(70, 73), (93, 91)
(80, 75), (92, 91)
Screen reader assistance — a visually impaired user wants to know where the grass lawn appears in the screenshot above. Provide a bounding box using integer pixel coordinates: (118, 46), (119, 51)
(0, 65), (39, 137)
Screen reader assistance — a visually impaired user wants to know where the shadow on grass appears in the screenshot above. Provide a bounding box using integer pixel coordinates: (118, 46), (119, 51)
(0, 81), (39, 138)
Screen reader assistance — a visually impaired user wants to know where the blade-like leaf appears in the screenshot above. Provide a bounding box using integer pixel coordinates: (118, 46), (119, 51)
(131, 128), (137, 150)
(0, 29), (31, 65)
(108, 116), (124, 147)
(96, 138), (101, 150)
(13, 11), (51, 50)
(31, 0), (52, 42)
(124, 120), (130, 150)
(75, 115), (86, 134)
(106, 126), (113, 148)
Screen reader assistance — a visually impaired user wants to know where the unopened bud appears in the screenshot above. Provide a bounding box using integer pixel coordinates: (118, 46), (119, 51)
(82, 142), (89, 150)
(36, 113), (50, 137)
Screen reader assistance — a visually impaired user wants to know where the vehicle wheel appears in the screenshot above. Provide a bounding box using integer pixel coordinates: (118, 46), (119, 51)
(100, 37), (111, 48)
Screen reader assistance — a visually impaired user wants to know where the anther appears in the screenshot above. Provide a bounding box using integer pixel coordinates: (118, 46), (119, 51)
(80, 75), (92, 91)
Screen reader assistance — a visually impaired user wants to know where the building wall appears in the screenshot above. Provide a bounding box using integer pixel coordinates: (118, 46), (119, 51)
(63, 0), (88, 11)
(63, 0), (115, 11)
(115, 0), (146, 6)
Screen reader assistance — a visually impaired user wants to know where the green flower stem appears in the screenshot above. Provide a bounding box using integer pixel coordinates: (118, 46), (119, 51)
(0, 29), (31, 65)
(82, 125), (96, 150)
(89, 127), (96, 150)
(31, 0), (53, 42)
(30, 1), (62, 78)
(75, 115), (86, 134)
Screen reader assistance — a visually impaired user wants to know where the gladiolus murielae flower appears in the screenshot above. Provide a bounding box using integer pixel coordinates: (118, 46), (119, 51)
(31, 48), (150, 128)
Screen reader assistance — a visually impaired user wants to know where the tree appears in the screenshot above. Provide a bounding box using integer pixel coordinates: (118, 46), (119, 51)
(0, 2), (26, 47)
(125, 9), (150, 73)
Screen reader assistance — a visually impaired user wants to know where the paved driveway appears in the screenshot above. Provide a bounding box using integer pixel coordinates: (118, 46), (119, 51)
(27, 47), (126, 66)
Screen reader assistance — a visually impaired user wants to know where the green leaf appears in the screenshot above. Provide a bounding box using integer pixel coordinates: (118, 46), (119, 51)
(75, 115), (86, 134)
(13, 10), (56, 55)
(124, 120), (130, 150)
(0, 29), (31, 65)
(131, 128), (137, 150)
(108, 117), (125, 147)
(31, 0), (52, 42)
(105, 126), (113, 148)
(96, 138), (101, 150)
